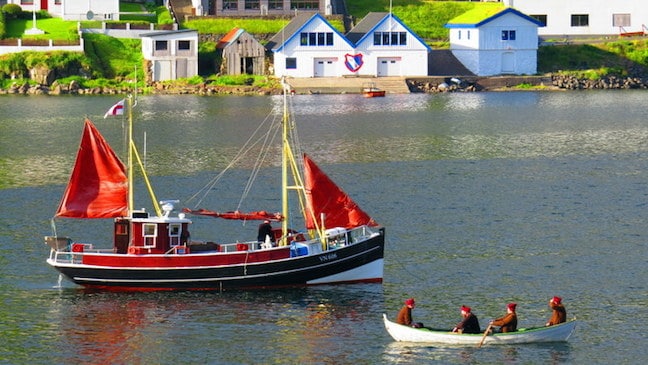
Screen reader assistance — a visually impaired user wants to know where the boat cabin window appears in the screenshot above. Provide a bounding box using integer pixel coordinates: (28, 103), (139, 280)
(143, 224), (157, 248)
(169, 224), (181, 246)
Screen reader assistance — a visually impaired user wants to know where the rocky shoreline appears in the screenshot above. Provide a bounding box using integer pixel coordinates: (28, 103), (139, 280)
(2, 74), (648, 96)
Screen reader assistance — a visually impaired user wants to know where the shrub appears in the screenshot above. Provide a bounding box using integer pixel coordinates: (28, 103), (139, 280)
(2, 4), (22, 19)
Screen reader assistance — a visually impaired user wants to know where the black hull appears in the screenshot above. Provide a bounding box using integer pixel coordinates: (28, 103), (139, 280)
(51, 231), (385, 291)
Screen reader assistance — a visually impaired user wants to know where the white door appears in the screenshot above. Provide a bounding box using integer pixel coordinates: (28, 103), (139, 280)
(314, 58), (337, 77)
(154, 60), (172, 81)
(501, 52), (515, 74)
(377, 57), (401, 77)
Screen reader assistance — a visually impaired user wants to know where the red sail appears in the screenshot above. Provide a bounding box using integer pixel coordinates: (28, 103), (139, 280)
(55, 119), (128, 218)
(303, 154), (376, 230)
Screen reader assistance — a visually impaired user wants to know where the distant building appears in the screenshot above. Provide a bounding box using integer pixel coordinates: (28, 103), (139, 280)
(217, 28), (266, 75)
(6, 0), (120, 21)
(267, 12), (429, 78)
(141, 29), (199, 82)
(446, 7), (542, 76)
(266, 12), (354, 78)
(503, 0), (648, 38)
(207, 0), (336, 16)
(346, 12), (430, 77)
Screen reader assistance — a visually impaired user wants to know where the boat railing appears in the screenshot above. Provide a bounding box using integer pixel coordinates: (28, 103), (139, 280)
(347, 225), (381, 244)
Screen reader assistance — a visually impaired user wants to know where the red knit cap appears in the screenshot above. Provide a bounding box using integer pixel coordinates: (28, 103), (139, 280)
(405, 298), (415, 306)
(507, 302), (517, 311)
(461, 305), (471, 313)
(552, 296), (562, 304)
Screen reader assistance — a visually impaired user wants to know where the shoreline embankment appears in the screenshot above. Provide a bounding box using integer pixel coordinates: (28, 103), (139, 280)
(1, 74), (647, 96)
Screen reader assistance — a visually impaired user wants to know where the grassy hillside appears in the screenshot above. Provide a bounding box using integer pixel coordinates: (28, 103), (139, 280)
(347, 0), (503, 40)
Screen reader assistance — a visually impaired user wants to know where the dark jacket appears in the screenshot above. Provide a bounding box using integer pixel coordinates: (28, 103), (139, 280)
(455, 313), (481, 334)
(257, 222), (274, 242)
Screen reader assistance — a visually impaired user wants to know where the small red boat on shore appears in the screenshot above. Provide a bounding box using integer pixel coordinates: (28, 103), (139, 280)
(362, 82), (386, 97)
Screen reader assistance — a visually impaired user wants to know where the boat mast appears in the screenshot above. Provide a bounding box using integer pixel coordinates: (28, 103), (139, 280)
(126, 90), (162, 217)
(127, 94), (134, 214)
(281, 82), (289, 246)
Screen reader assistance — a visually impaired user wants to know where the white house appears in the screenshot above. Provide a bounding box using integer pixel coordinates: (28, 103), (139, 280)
(266, 12), (355, 78)
(502, 0), (648, 37)
(267, 12), (429, 78)
(141, 29), (198, 82)
(7, 0), (120, 21)
(346, 12), (430, 77)
(445, 7), (542, 76)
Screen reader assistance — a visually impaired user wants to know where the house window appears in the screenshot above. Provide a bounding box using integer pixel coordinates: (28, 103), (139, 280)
(245, 0), (260, 9)
(457, 30), (461, 40)
(223, 0), (237, 10)
(373, 32), (407, 46)
(613, 14), (631, 27)
(155, 40), (168, 51)
(571, 14), (589, 27)
(269, 0), (283, 9)
(530, 14), (547, 26)
(501, 30), (516, 41)
(286, 58), (297, 69)
(291, 0), (319, 10)
(299, 32), (333, 46)
(467, 30), (470, 40)
(178, 40), (191, 51)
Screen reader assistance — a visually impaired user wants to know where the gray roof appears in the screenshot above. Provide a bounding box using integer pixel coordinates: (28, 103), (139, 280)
(266, 12), (319, 51)
(346, 12), (389, 44)
(140, 29), (198, 38)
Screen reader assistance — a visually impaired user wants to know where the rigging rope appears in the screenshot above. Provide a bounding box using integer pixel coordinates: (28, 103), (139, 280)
(185, 100), (283, 210)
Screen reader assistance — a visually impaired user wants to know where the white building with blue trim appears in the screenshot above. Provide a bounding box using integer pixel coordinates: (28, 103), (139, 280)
(267, 12), (430, 78)
(347, 12), (431, 77)
(445, 7), (543, 76)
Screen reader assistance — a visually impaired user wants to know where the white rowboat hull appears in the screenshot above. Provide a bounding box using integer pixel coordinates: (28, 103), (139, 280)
(383, 314), (576, 346)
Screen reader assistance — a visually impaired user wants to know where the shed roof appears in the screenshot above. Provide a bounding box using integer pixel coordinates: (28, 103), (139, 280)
(217, 28), (246, 49)
(140, 29), (198, 38)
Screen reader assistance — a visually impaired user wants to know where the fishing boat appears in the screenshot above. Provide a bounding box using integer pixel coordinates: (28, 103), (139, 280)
(362, 82), (386, 98)
(383, 314), (576, 346)
(44, 81), (385, 291)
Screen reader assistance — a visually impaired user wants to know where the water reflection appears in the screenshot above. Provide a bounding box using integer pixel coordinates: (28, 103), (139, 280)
(42, 284), (385, 364)
(383, 341), (573, 364)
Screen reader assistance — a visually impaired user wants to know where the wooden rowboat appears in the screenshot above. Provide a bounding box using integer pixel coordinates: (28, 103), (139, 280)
(383, 314), (576, 346)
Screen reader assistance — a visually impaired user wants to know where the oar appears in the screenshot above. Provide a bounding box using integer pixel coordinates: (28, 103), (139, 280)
(478, 324), (493, 348)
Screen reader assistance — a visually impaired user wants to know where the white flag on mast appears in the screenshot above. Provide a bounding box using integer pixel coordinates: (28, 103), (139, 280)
(103, 99), (125, 118)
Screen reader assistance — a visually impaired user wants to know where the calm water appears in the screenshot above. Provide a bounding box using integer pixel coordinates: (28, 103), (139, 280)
(1, 92), (646, 364)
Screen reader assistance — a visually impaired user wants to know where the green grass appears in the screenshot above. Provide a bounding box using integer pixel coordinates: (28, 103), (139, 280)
(346, 0), (490, 40)
(120, 2), (145, 12)
(183, 18), (345, 35)
(5, 17), (78, 40)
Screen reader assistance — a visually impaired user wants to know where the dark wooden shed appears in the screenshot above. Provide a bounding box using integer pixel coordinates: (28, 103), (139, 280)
(217, 28), (266, 75)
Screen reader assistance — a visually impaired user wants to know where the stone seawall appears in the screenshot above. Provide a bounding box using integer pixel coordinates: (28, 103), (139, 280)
(2, 74), (647, 96)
